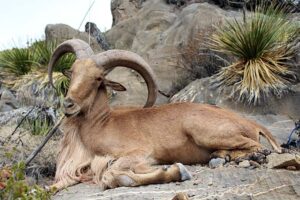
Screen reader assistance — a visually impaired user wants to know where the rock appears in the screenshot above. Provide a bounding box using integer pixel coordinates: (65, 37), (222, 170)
(45, 24), (103, 53)
(106, 1), (241, 94)
(0, 88), (18, 112)
(209, 158), (225, 168)
(0, 106), (58, 126)
(111, 0), (144, 26)
(54, 166), (300, 199)
(171, 77), (300, 119)
(268, 153), (300, 169)
(286, 166), (297, 170)
(267, 153), (300, 170)
(172, 192), (189, 200)
(13, 73), (60, 108)
(238, 160), (250, 168)
(85, 22), (110, 50)
(249, 160), (260, 168)
(42, 2), (242, 106)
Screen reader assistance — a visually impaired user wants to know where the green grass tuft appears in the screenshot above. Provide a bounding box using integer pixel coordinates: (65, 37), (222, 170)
(23, 117), (52, 136)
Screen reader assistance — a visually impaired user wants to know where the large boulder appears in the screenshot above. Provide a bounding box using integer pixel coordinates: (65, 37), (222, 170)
(106, 1), (241, 95)
(267, 153), (300, 170)
(171, 77), (300, 119)
(43, 1), (240, 106)
(111, 0), (144, 26)
(0, 87), (18, 112)
(45, 24), (103, 53)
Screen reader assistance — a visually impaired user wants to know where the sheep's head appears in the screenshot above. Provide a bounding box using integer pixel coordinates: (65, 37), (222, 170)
(48, 39), (158, 117)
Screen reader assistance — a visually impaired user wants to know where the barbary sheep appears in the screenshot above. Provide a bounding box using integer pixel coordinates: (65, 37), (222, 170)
(48, 39), (281, 191)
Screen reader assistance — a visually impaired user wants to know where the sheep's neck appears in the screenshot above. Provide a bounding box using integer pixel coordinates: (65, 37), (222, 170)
(85, 88), (111, 125)
(78, 88), (110, 153)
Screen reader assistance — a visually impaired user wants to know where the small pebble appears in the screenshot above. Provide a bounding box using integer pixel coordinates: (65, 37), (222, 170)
(208, 177), (213, 186)
(239, 160), (250, 168)
(286, 166), (297, 170)
(249, 160), (260, 168)
(209, 158), (225, 169)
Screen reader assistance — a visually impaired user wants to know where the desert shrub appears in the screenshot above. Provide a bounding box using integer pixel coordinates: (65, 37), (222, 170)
(0, 162), (53, 200)
(1, 40), (74, 99)
(0, 40), (75, 75)
(0, 47), (39, 76)
(31, 40), (75, 73)
(52, 73), (70, 97)
(209, 3), (299, 104)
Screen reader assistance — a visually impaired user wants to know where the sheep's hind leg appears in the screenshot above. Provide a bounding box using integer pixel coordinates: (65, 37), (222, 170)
(211, 146), (270, 163)
(211, 148), (259, 161)
(101, 160), (192, 189)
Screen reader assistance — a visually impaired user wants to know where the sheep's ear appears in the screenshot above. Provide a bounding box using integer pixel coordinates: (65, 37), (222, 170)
(104, 79), (127, 91)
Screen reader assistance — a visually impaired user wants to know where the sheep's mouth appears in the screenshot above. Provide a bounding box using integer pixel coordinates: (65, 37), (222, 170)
(63, 107), (81, 117)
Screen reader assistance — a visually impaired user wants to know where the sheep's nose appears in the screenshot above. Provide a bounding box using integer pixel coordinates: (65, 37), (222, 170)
(63, 98), (74, 108)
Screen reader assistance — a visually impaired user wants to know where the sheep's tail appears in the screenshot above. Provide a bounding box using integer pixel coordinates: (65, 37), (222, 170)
(259, 126), (282, 153)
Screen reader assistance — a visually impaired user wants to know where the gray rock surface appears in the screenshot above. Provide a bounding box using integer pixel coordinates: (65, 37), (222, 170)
(106, 1), (241, 94)
(239, 160), (250, 168)
(267, 153), (300, 170)
(45, 24), (103, 53)
(0, 88), (18, 112)
(0, 106), (57, 126)
(53, 166), (300, 200)
(209, 158), (225, 168)
(171, 77), (300, 119)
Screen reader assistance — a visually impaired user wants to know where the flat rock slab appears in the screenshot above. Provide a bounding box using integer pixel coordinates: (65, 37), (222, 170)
(53, 166), (300, 200)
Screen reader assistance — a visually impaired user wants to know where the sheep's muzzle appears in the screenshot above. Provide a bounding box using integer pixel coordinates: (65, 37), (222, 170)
(63, 98), (81, 117)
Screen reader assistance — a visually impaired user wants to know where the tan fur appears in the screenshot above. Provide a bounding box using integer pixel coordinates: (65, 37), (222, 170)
(50, 60), (281, 191)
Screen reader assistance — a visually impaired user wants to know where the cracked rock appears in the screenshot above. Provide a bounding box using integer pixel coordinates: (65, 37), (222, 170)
(267, 153), (300, 170)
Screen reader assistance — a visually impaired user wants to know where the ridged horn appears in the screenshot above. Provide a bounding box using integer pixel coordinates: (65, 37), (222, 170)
(48, 39), (94, 88)
(92, 50), (158, 107)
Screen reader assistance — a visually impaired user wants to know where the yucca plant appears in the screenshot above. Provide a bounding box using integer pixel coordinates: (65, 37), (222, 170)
(31, 40), (75, 73)
(52, 73), (70, 97)
(0, 47), (39, 76)
(209, 3), (299, 104)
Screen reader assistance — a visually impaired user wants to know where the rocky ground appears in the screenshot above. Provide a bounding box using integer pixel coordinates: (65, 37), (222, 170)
(54, 163), (300, 200)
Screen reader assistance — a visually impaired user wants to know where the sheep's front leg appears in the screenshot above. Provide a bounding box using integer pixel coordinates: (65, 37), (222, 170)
(102, 162), (192, 189)
(48, 178), (79, 192)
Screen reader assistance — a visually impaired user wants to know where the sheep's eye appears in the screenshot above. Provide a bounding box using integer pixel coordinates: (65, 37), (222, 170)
(96, 77), (102, 81)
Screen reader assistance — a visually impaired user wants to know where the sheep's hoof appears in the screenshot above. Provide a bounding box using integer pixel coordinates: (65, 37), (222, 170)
(176, 163), (192, 181)
(116, 174), (136, 187)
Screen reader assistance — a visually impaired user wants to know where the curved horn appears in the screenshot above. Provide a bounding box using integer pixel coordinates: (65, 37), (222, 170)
(92, 50), (158, 107)
(48, 39), (94, 88)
